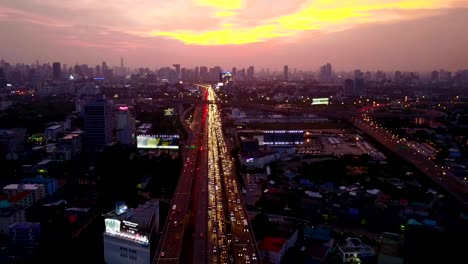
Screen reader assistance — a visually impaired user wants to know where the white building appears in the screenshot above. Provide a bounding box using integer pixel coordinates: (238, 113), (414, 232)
(45, 124), (63, 141)
(115, 105), (134, 145)
(337, 237), (376, 263)
(3, 184), (46, 202)
(103, 200), (159, 264)
(258, 229), (298, 264)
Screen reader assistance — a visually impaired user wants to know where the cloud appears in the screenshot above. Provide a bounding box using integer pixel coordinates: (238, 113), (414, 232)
(1, 0), (464, 46)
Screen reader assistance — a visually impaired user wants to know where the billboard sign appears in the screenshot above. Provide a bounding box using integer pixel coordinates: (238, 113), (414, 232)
(137, 134), (180, 149)
(104, 218), (149, 245)
(312, 98), (329, 105)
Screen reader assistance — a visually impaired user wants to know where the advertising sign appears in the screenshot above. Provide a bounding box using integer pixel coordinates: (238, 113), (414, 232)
(137, 135), (180, 149)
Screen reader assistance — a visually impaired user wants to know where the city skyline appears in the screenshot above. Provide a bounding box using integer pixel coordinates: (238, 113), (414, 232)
(0, 1), (468, 71)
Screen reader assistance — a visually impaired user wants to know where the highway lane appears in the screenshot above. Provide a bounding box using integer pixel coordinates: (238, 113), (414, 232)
(192, 104), (210, 264)
(155, 102), (206, 264)
(206, 86), (260, 264)
(350, 114), (468, 208)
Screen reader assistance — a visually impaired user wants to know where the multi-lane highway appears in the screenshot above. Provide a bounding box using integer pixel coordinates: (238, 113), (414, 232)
(155, 90), (208, 264)
(350, 114), (468, 208)
(205, 86), (259, 264)
(156, 85), (260, 264)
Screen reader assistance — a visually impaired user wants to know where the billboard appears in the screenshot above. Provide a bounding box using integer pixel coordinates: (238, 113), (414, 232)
(263, 130), (304, 145)
(104, 218), (149, 244)
(137, 134), (180, 149)
(312, 98), (329, 105)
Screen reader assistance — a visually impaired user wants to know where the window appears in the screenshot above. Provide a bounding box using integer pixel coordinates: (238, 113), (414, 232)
(129, 255), (137, 260)
(120, 253), (128, 258)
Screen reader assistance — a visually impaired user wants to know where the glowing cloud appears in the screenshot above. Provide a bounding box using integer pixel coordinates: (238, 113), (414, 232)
(150, 0), (458, 45)
(152, 24), (285, 45)
(195, 0), (244, 10)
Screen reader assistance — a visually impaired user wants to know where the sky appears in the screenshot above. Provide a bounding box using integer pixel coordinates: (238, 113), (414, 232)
(1, 0), (468, 71)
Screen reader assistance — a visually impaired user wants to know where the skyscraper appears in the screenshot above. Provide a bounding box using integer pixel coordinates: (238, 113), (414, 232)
(173, 64), (181, 79)
(344, 79), (354, 97)
(84, 95), (114, 148)
(52, 62), (61, 80)
(283, 65), (289, 81)
(115, 105), (134, 145)
(247, 66), (254, 80)
(319, 63), (332, 82)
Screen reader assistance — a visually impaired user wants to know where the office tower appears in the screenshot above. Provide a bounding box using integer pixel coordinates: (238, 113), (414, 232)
(214, 66), (222, 82)
(52, 62), (61, 80)
(247, 66), (254, 80)
(283, 65), (289, 81)
(84, 95), (114, 148)
(319, 63), (332, 82)
(121, 58), (124, 68)
(194, 67), (199, 80)
(199, 66), (208, 81)
(232, 67), (237, 79)
(115, 105), (134, 145)
(103, 201), (159, 264)
(344, 79), (354, 97)
(0, 68), (6, 88)
(354, 69), (363, 79)
(95, 65), (101, 77)
(354, 78), (365, 97)
(173, 64), (181, 78)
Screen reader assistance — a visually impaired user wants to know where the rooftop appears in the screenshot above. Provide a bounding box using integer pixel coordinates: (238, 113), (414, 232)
(8, 191), (32, 203)
(46, 124), (62, 130)
(9, 222), (40, 230)
(3, 184), (41, 191)
(258, 237), (287, 253)
(104, 200), (159, 231)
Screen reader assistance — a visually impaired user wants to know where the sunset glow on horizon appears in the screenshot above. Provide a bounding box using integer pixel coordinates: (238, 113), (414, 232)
(0, 0), (467, 70)
(147, 0), (456, 45)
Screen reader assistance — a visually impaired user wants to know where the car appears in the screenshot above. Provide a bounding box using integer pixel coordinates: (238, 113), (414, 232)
(173, 221), (178, 227)
(213, 247), (217, 253)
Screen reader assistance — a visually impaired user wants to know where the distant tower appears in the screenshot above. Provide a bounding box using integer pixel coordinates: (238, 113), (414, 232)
(319, 63), (332, 82)
(247, 66), (254, 80)
(344, 79), (354, 97)
(52, 62), (61, 80)
(173, 64), (181, 78)
(283, 65), (289, 81)
(84, 95), (114, 148)
(120, 57), (124, 68)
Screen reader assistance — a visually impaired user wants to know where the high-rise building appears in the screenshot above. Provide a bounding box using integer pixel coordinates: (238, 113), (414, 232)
(232, 67), (237, 79)
(319, 63), (332, 82)
(283, 65), (289, 81)
(84, 95), (114, 148)
(173, 64), (181, 79)
(354, 78), (365, 97)
(247, 66), (254, 80)
(103, 201), (159, 264)
(199, 66), (208, 81)
(344, 79), (354, 97)
(52, 62), (61, 80)
(0, 68), (6, 88)
(115, 105), (134, 145)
